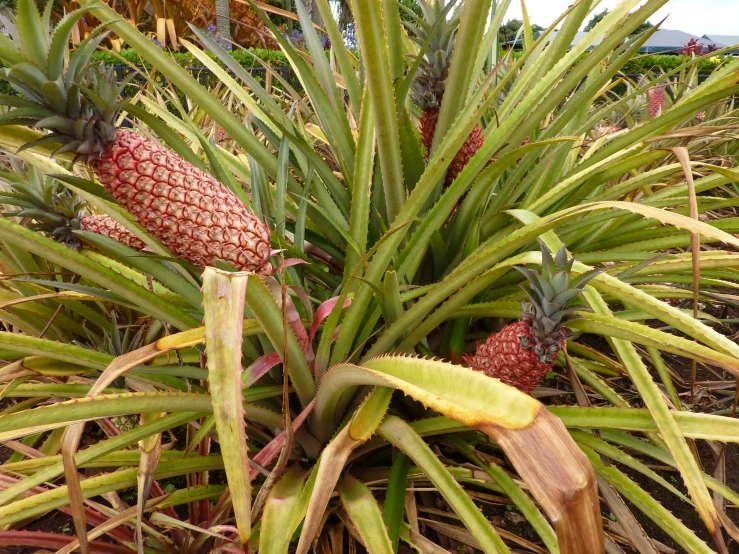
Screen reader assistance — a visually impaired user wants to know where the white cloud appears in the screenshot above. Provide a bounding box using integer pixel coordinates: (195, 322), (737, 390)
(502, 0), (739, 36)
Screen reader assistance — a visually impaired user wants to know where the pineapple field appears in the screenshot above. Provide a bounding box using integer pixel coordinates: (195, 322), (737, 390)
(0, 0), (739, 552)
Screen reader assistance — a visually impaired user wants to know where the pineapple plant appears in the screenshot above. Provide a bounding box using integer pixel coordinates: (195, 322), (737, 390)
(464, 244), (600, 393)
(79, 309), (148, 433)
(407, 0), (484, 185)
(0, 159), (144, 249)
(0, 4), (272, 274)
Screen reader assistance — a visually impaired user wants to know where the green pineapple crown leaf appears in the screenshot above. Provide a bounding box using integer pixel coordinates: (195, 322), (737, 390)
(514, 241), (602, 343)
(405, 0), (462, 110)
(403, 0), (462, 59)
(0, 1), (124, 160)
(0, 158), (87, 246)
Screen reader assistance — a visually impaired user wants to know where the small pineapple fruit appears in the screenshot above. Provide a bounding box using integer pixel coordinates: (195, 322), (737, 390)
(80, 215), (146, 251)
(0, 2), (271, 273)
(408, 0), (484, 185)
(647, 87), (665, 119)
(464, 243), (601, 393)
(0, 157), (145, 250)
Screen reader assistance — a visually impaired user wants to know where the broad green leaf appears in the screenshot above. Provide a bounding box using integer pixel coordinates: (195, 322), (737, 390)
(429, 0), (493, 158)
(260, 466), (309, 554)
(16, 0), (48, 69)
(551, 406), (739, 442)
(316, 356), (602, 552)
(379, 416), (510, 554)
(338, 475), (395, 554)
(314, 0), (361, 112)
(0, 456), (225, 526)
(296, 388), (392, 554)
(0, 412), (201, 505)
(344, 84), (375, 280)
(0, 218), (198, 330)
(583, 447), (713, 554)
(77, 236), (202, 310)
(0, 332), (111, 369)
(384, 451), (411, 551)
(0, 391), (284, 442)
(571, 431), (689, 503)
(203, 268), (252, 545)
(47, 9), (89, 80)
(350, 0), (404, 222)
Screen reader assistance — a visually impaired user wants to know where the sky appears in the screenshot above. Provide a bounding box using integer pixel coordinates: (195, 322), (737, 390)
(502, 0), (739, 36)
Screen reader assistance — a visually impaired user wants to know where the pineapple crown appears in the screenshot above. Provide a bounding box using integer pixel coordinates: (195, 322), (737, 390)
(404, 0), (462, 110)
(410, 62), (448, 111)
(76, 310), (146, 358)
(0, 157), (87, 246)
(514, 242), (602, 347)
(0, 0), (125, 161)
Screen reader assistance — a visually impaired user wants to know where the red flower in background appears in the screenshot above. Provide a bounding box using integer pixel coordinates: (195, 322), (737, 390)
(682, 38), (703, 56)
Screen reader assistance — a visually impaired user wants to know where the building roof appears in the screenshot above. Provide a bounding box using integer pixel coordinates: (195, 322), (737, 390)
(702, 35), (739, 52)
(636, 29), (727, 54)
(702, 35), (739, 46)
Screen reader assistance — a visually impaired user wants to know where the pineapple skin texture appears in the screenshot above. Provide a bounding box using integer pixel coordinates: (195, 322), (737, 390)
(92, 132), (272, 273)
(463, 320), (562, 394)
(420, 108), (484, 185)
(648, 87), (665, 119)
(80, 214), (146, 251)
